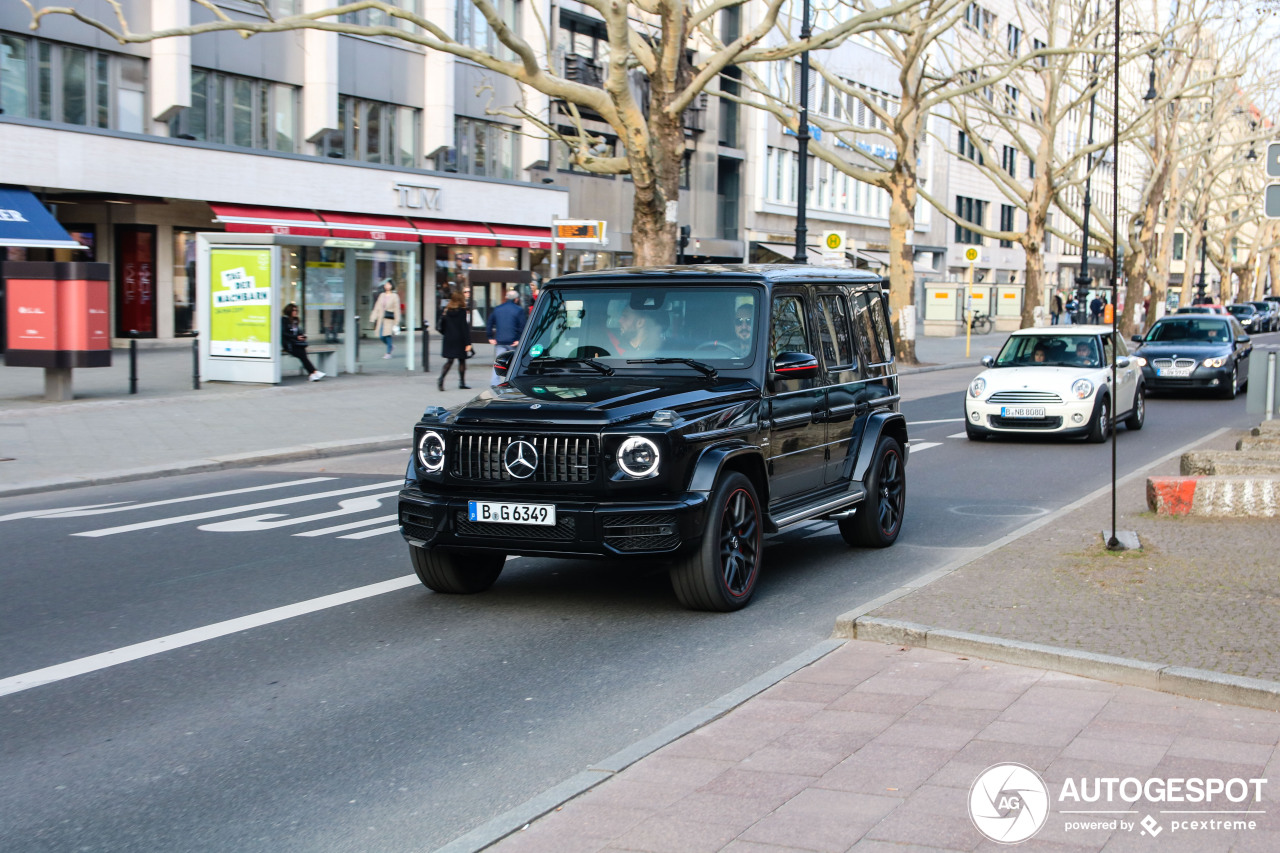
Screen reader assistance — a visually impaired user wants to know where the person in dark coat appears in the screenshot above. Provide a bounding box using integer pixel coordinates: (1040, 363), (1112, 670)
(486, 289), (527, 386)
(437, 289), (473, 391)
(281, 303), (324, 381)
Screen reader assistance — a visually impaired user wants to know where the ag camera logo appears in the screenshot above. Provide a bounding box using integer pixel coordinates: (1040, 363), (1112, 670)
(969, 763), (1050, 844)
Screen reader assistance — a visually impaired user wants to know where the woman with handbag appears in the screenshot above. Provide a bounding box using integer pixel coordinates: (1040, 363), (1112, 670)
(369, 279), (401, 359)
(437, 289), (473, 391)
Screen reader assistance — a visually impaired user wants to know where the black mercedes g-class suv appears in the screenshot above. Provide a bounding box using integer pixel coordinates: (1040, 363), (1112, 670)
(399, 265), (907, 611)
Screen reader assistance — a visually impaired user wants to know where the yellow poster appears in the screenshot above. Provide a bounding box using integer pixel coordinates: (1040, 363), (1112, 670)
(210, 248), (273, 358)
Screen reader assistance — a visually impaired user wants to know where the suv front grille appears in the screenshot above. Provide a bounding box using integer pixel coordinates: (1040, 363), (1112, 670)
(450, 433), (598, 483)
(988, 391), (1063, 405)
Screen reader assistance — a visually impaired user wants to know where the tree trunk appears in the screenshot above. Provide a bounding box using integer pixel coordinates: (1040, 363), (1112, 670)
(1181, 229), (1203, 307)
(1022, 243), (1046, 329)
(1121, 246), (1146, 339)
(886, 167), (917, 364)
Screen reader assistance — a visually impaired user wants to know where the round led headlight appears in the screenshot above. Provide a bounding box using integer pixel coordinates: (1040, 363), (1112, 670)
(1202, 356), (1226, 368)
(968, 377), (986, 398)
(417, 430), (446, 473)
(1071, 378), (1095, 399)
(617, 436), (660, 478)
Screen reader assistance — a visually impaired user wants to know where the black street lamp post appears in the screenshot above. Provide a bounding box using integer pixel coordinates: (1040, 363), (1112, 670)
(1076, 53), (1101, 324)
(793, 0), (812, 264)
(1197, 219), (1209, 302)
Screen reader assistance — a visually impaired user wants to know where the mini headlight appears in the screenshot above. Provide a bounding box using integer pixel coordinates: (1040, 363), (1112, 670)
(968, 377), (986, 398)
(617, 436), (660, 478)
(1202, 356), (1226, 368)
(1071, 378), (1095, 399)
(417, 430), (446, 473)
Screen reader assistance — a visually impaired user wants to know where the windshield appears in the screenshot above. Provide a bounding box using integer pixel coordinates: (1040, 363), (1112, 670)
(1145, 318), (1231, 343)
(517, 285), (761, 374)
(994, 334), (1102, 367)
(1227, 305), (1254, 317)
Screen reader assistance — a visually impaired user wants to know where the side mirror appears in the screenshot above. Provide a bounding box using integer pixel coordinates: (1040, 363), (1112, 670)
(1237, 334), (1250, 344)
(771, 351), (820, 379)
(981, 355), (995, 367)
(494, 350), (515, 376)
(1131, 335), (1143, 343)
(1116, 356), (1131, 368)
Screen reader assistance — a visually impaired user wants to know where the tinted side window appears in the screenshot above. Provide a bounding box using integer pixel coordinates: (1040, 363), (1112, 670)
(848, 291), (885, 365)
(770, 295), (810, 357)
(817, 294), (854, 369)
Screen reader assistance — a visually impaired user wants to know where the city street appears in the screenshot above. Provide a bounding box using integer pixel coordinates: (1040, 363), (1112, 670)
(0, 362), (1265, 853)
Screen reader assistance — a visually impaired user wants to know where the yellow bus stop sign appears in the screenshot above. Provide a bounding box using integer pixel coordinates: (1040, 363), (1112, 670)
(965, 247), (978, 262)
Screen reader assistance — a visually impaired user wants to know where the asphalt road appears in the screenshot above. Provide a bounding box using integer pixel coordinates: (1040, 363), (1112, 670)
(0, 364), (1263, 853)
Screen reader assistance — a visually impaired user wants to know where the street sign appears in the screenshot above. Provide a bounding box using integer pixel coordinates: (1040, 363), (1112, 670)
(965, 247), (979, 262)
(1267, 142), (1280, 179)
(823, 231), (845, 252)
(552, 219), (607, 243)
(1266, 184), (1280, 219)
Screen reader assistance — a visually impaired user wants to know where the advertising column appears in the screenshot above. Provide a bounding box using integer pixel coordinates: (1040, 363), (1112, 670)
(201, 245), (280, 383)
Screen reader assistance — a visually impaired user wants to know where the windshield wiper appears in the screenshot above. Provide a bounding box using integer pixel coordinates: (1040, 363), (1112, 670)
(626, 357), (718, 379)
(528, 355), (614, 376)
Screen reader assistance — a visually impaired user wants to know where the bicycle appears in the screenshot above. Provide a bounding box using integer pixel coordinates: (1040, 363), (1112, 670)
(968, 310), (993, 335)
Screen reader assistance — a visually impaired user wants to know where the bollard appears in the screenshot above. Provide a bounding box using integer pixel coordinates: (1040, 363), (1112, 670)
(128, 335), (138, 395)
(421, 320), (431, 372)
(192, 337), (201, 390)
(1267, 352), (1276, 421)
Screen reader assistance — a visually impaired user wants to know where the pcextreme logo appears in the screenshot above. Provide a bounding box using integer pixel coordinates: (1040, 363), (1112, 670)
(968, 766), (1268, 844)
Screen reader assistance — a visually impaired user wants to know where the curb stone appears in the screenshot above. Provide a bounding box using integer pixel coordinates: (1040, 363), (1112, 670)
(850, 616), (1280, 712)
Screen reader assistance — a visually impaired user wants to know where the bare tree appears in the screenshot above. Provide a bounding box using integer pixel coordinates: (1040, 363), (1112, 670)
(25, 0), (918, 264)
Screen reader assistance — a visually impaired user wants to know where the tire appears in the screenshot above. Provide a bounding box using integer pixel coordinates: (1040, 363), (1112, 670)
(1220, 365), (1238, 400)
(838, 436), (906, 548)
(965, 421), (987, 441)
(974, 316), (993, 335)
(1087, 394), (1111, 443)
(1124, 385), (1146, 431)
(410, 545), (505, 594)
(670, 472), (762, 612)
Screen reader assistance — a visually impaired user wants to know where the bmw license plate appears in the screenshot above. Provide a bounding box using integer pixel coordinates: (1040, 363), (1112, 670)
(468, 500), (556, 526)
(1000, 406), (1046, 418)
(1157, 367), (1193, 378)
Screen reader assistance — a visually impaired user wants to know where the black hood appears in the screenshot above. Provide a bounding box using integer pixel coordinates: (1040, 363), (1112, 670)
(444, 375), (761, 427)
(1135, 340), (1233, 357)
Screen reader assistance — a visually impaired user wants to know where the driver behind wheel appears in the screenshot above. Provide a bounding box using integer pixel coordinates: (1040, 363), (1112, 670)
(702, 304), (755, 356)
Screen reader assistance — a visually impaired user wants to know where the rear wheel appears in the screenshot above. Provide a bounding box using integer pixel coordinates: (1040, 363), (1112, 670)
(838, 436), (906, 548)
(1124, 385), (1146, 430)
(1087, 395), (1111, 443)
(670, 472), (762, 612)
(410, 546), (505, 594)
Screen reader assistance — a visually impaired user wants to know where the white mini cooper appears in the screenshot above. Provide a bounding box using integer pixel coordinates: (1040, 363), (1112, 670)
(964, 325), (1146, 442)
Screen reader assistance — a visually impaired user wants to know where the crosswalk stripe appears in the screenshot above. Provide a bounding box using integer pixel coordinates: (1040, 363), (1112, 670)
(295, 514), (398, 537)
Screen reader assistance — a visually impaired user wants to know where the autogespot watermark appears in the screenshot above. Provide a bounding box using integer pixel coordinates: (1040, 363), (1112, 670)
(968, 764), (1268, 844)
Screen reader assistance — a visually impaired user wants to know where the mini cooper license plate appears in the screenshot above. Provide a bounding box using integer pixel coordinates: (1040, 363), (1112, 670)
(468, 500), (556, 526)
(1000, 406), (1046, 418)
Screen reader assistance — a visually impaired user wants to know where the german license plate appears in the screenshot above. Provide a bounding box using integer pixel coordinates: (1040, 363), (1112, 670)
(1000, 407), (1046, 418)
(1157, 367), (1193, 378)
(467, 500), (556, 526)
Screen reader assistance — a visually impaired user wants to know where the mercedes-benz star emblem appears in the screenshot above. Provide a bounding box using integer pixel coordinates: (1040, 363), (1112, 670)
(504, 440), (539, 479)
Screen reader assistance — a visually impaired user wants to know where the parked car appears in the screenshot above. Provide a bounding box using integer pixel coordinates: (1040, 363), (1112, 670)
(1248, 301), (1278, 333)
(1131, 315), (1252, 398)
(1226, 303), (1265, 334)
(398, 265), (908, 611)
(964, 326), (1145, 443)
(1174, 304), (1228, 315)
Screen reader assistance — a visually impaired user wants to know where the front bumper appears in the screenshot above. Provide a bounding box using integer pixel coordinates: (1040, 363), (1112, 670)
(398, 486), (711, 558)
(1140, 365), (1233, 393)
(965, 397), (1097, 436)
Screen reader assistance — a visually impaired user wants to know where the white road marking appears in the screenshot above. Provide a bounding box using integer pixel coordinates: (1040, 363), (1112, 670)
(73, 480), (404, 537)
(294, 514), (398, 537)
(35, 478), (337, 519)
(0, 503), (130, 523)
(198, 492), (399, 533)
(0, 575), (421, 698)
(338, 525), (402, 540)
(947, 432), (968, 439)
(908, 441), (943, 452)
(905, 418), (963, 426)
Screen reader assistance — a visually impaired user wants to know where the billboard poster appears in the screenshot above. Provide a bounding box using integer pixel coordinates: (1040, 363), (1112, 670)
(209, 248), (273, 358)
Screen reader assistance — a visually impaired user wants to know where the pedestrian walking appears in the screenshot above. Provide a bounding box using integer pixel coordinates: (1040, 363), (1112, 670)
(437, 289), (473, 391)
(1051, 292), (1063, 325)
(487, 289), (526, 386)
(1089, 295), (1104, 324)
(280, 303), (324, 382)
(369, 279), (401, 359)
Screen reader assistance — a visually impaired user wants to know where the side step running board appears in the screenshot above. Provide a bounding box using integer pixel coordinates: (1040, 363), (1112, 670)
(769, 488), (867, 531)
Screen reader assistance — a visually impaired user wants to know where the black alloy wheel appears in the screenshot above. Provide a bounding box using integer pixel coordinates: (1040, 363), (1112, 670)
(670, 472), (762, 611)
(839, 435), (906, 548)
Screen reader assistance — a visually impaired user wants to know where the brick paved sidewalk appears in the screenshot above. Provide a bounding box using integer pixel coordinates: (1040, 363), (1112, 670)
(488, 642), (1279, 853)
